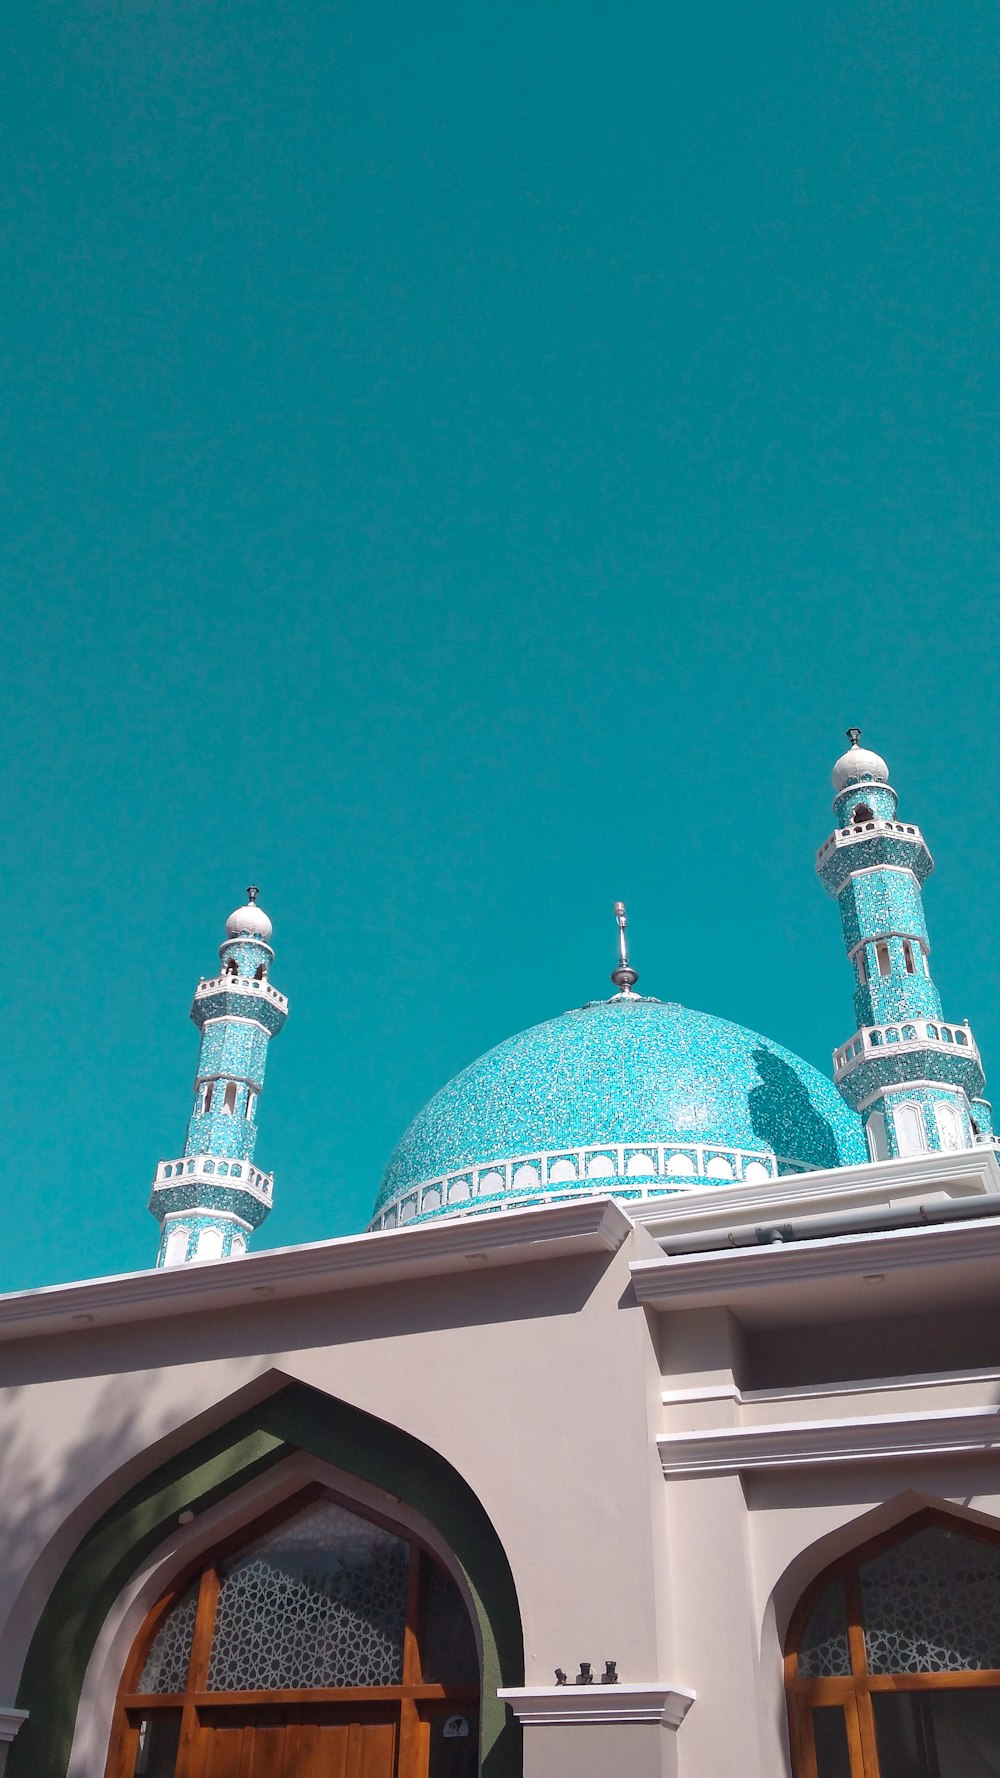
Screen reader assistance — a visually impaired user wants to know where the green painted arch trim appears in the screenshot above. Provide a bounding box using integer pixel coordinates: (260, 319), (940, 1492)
(10, 1381), (524, 1778)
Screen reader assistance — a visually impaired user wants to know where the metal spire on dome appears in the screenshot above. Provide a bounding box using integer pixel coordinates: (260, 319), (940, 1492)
(247, 884), (260, 904)
(610, 901), (639, 996)
(846, 726), (862, 747)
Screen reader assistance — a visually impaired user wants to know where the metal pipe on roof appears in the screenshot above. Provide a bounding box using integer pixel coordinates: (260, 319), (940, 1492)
(657, 1192), (1000, 1256)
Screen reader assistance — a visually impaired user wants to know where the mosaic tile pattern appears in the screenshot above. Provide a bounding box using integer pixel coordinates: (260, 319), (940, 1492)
(818, 749), (990, 1162)
(832, 779), (898, 825)
(150, 910), (287, 1266)
(372, 996), (866, 1224)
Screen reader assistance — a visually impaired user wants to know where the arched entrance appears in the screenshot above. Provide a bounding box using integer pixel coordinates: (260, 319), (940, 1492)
(785, 1508), (1000, 1777)
(106, 1485), (480, 1778)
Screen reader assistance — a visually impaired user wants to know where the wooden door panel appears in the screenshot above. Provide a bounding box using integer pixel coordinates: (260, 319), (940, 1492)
(354, 1720), (398, 1778)
(243, 1726), (286, 1778)
(311, 1724), (353, 1778)
(184, 1712), (398, 1778)
(199, 1726), (244, 1778)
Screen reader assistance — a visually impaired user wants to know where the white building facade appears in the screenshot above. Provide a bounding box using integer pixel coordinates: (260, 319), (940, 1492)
(1, 736), (998, 1778)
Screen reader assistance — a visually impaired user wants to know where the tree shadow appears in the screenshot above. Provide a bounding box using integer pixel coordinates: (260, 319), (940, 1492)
(747, 1047), (840, 1172)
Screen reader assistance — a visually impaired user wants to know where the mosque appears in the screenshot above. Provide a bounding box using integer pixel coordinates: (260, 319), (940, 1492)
(3, 733), (1000, 1778)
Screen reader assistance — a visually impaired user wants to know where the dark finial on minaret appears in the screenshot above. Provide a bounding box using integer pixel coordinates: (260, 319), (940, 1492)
(610, 901), (639, 995)
(846, 727), (862, 748)
(247, 884), (260, 904)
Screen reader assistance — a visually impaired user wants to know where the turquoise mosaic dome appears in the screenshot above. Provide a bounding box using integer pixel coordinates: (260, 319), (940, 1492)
(371, 996), (866, 1229)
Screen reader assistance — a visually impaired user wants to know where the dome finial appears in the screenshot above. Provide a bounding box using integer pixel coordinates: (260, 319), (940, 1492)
(225, 888), (273, 943)
(610, 901), (639, 996)
(832, 729), (889, 793)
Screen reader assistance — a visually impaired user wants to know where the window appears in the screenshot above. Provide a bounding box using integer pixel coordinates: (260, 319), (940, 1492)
(852, 804), (875, 824)
(200, 1081), (213, 1115)
(866, 1112), (889, 1162)
(787, 1512), (1000, 1778)
(935, 1102), (965, 1153)
(893, 1103), (926, 1157)
(224, 957), (238, 976)
(856, 950), (867, 985)
(254, 963), (267, 980)
(903, 940), (916, 974)
(108, 1490), (480, 1778)
(876, 942), (891, 977)
(163, 1226), (189, 1267)
(245, 1089), (257, 1121)
(195, 1226), (224, 1260)
(222, 1081), (238, 1115)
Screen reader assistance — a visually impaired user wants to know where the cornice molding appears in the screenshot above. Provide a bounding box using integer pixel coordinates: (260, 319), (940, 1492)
(631, 1213), (1000, 1309)
(0, 1708), (28, 1743)
(630, 1149), (1000, 1237)
(497, 1684), (696, 1727)
(658, 1404), (1000, 1476)
(0, 1198), (633, 1345)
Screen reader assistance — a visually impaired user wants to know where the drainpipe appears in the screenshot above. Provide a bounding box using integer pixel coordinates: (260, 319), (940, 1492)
(657, 1192), (1000, 1256)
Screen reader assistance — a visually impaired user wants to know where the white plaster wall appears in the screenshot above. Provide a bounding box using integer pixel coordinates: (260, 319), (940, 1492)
(7, 1220), (1000, 1778)
(0, 1233), (673, 1760)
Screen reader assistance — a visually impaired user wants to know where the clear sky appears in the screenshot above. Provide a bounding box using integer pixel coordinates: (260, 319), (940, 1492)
(1, 2), (997, 1290)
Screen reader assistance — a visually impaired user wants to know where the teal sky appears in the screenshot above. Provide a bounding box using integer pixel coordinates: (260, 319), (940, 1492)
(1, 2), (997, 1290)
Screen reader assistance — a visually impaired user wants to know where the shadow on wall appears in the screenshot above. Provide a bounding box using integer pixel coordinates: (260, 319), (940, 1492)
(0, 1377), (168, 1688)
(748, 1048), (840, 1172)
(4, 1378), (524, 1778)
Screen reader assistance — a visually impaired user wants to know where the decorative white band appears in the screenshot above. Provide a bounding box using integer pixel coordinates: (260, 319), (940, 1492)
(152, 1155), (273, 1200)
(497, 1684), (695, 1728)
(816, 818), (923, 866)
(375, 1143), (806, 1230)
(657, 1404), (1000, 1477)
(0, 1708), (28, 1743)
(835, 1021), (978, 1079)
(194, 974), (288, 1012)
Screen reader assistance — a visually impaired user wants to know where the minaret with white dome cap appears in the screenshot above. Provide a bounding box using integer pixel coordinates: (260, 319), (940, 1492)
(817, 731), (992, 1161)
(148, 888), (289, 1267)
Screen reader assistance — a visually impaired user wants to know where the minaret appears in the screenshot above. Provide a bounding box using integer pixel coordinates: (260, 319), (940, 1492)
(817, 731), (992, 1161)
(149, 889), (289, 1266)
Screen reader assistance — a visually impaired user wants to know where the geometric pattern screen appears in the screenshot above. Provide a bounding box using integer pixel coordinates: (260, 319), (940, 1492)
(205, 1499), (410, 1690)
(797, 1577), (851, 1678)
(138, 1586), (199, 1693)
(418, 1554), (480, 1685)
(860, 1527), (1000, 1674)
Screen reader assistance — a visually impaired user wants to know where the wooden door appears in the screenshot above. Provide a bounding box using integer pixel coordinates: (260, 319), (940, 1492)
(190, 1708), (398, 1778)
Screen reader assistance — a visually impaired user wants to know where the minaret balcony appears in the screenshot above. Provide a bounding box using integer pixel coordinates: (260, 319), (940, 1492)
(816, 820), (933, 890)
(194, 973), (288, 1013)
(833, 1019), (985, 1104)
(151, 1152), (274, 1204)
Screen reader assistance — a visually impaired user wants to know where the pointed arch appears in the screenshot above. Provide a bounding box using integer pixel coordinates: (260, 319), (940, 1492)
(105, 1480), (482, 1777)
(785, 1505), (1000, 1776)
(8, 1382), (523, 1778)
